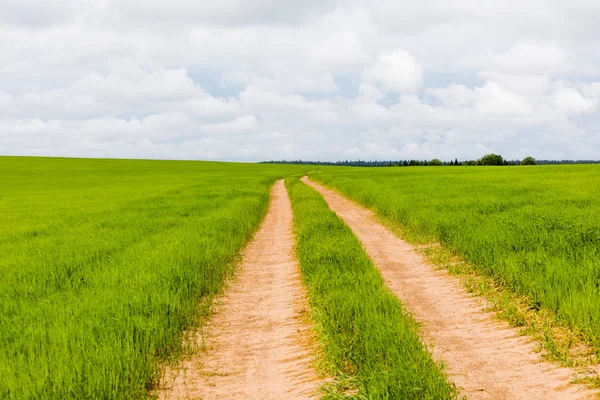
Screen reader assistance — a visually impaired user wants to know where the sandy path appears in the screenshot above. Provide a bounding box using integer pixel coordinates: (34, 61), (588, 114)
(160, 180), (321, 400)
(302, 176), (597, 400)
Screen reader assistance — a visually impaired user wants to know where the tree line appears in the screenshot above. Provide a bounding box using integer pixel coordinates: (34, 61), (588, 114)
(260, 154), (600, 167)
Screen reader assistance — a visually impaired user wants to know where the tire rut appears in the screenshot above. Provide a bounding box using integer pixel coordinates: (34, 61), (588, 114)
(159, 180), (322, 400)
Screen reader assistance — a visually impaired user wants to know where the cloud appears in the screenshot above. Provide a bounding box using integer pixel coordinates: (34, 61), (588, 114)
(363, 50), (423, 94)
(0, 0), (74, 28)
(552, 85), (597, 115)
(475, 42), (596, 77)
(200, 116), (260, 136)
(1, 0), (600, 161)
(107, 0), (341, 29)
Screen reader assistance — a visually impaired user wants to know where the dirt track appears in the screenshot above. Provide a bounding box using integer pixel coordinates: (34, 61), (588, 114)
(160, 180), (321, 399)
(302, 176), (597, 400)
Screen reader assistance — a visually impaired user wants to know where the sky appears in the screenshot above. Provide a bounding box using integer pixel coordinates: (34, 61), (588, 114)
(1, 0), (600, 162)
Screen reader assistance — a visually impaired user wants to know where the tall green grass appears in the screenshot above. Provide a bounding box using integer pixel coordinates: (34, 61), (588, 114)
(311, 165), (600, 353)
(0, 156), (308, 399)
(286, 177), (457, 399)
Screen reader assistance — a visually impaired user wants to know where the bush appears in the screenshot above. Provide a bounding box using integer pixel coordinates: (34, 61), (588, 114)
(477, 153), (504, 166)
(429, 159), (443, 166)
(520, 156), (536, 165)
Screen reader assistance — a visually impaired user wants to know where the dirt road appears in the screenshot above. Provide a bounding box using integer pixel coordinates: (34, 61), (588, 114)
(302, 176), (596, 400)
(160, 180), (321, 399)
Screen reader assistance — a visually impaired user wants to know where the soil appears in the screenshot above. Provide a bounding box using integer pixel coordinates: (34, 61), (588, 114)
(159, 180), (322, 400)
(302, 176), (597, 400)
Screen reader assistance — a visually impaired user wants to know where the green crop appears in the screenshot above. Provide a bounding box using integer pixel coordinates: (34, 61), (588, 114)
(311, 165), (600, 353)
(286, 176), (457, 399)
(0, 156), (308, 399)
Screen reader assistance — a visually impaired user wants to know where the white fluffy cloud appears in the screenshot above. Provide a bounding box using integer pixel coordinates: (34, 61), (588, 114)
(363, 50), (423, 94)
(1, 0), (600, 161)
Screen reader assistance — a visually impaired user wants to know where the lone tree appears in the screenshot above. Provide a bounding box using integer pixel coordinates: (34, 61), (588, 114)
(429, 158), (443, 166)
(477, 153), (504, 166)
(520, 156), (536, 165)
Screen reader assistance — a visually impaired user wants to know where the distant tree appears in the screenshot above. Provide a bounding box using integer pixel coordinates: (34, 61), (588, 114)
(429, 158), (443, 166)
(520, 156), (537, 165)
(477, 153), (504, 166)
(259, 157), (600, 166)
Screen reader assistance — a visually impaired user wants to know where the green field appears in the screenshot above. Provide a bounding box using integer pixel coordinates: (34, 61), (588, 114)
(287, 177), (457, 398)
(312, 165), (600, 355)
(0, 157), (308, 399)
(3, 157), (600, 398)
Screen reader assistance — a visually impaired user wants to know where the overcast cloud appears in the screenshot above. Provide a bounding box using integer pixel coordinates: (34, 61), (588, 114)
(1, 0), (599, 161)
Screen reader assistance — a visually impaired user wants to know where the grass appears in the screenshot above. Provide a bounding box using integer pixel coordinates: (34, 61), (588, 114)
(311, 165), (600, 364)
(286, 176), (458, 399)
(8, 157), (597, 398)
(0, 156), (308, 399)
(411, 239), (600, 374)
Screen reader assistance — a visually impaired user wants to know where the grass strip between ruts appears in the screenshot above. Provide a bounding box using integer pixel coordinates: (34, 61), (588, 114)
(286, 176), (458, 399)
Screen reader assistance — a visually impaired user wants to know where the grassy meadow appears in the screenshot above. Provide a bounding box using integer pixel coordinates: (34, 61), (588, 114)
(312, 165), (600, 355)
(4, 155), (600, 399)
(287, 177), (457, 399)
(0, 157), (308, 399)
